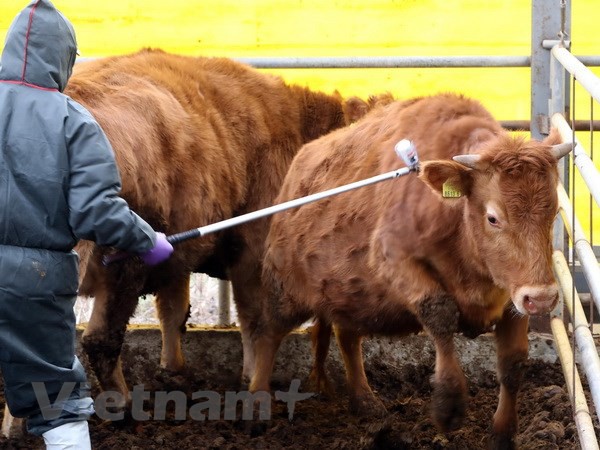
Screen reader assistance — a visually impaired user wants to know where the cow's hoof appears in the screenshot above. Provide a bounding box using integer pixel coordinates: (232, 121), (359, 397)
(349, 393), (387, 418)
(488, 432), (517, 450)
(241, 419), (269, 437)
(241, 367), (255, 389)
(307, 369), (335, 397)
(430, 383), (466, 432)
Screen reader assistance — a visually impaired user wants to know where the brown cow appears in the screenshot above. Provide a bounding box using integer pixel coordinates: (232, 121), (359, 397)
(250, 93), (571, 448)
(66, 48), (382, 406)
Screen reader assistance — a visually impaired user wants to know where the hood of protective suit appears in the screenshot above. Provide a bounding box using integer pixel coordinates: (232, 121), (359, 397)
(0, 0), (77, 92)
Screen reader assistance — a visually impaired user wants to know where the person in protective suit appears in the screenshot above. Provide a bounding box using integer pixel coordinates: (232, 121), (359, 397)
(0, 0), (174, 447)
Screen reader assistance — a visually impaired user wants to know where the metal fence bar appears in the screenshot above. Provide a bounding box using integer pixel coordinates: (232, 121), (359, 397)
(552, 46), (600, 104)
(557, 185), (600, 316)
(552, 113), (600, 209)
(234, 55), (531, 68)
(579, 56), (600, 66)
(549, 31), (600, 449)
(77, 54), (600, 68)
(501, 120), (600, 131)
(551, 317), (600, 450)
(550, 48), (570, 253)
(553, 250), (600, 417)
(531, 0), (570, 139)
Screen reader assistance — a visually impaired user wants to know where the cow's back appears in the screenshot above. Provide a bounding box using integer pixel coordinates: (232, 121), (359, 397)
(68, 49), (301, 218)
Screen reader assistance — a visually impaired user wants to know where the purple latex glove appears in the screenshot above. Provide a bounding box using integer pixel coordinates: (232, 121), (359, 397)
(140, 233), (174, 266)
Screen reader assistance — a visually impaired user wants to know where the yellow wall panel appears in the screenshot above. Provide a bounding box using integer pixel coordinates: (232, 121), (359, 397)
(1, 1), (595, 115)
(1, 0), (599, 234)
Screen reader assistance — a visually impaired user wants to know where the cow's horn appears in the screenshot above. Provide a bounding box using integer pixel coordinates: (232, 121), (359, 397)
(552, 142), (574, 160)
(452, 154), (481, 169)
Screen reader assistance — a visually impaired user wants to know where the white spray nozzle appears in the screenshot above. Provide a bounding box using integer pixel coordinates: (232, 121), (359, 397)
(394, 139), (419, 171)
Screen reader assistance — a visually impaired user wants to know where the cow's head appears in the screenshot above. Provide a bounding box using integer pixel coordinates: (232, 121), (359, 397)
(419, 135), (572, 315)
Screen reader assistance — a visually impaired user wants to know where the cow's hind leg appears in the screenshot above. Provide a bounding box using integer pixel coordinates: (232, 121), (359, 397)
(81, 290), (139, 410)
(417, 294), (467, 432)
(155, 273), (191, 372)
(489, 309), (529, 450)
(249, 281), (309, 394)
(307, 318), (334, 395)
(335, 326), (386, 417)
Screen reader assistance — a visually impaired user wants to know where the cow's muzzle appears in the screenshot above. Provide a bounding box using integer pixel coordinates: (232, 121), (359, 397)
(512, 284), (560, 315)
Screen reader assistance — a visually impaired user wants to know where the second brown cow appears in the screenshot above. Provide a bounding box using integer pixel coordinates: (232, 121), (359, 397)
(68, 48), (379, 405)
(250, 93), (571, 449)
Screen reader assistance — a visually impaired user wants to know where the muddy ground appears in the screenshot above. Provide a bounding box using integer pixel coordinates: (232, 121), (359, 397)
(0, 341), (593, 450)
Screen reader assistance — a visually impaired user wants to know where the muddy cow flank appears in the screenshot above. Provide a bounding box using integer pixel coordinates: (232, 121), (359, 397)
(67, 48), (383, 406)
(250, 93), (571, 449)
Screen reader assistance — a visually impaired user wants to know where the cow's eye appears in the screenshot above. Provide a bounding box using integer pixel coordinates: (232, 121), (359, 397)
(487, 214), (500, 227)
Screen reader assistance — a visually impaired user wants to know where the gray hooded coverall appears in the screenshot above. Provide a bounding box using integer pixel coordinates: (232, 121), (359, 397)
(0, 0), (157, 436)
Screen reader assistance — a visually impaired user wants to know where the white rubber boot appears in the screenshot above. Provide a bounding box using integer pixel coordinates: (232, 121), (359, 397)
(42, 421), (91, 450)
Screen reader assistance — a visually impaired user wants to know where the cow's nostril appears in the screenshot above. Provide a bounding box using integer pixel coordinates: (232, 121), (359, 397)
(521, 289), (559, 315)
(522, 295), (537, 314)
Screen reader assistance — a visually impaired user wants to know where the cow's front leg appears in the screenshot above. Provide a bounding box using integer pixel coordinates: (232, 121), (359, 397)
(489, 308), (529, 450)
(335, 326), (386, 416)
(417, 294), (467, 432)
(229, 262), (263, 385)
(156, 273), (191, 372)
(81, 289), (139, 409)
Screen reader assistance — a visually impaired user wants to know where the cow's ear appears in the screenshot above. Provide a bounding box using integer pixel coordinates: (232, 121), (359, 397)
(419, 160), (472, 199)
(343, 96), (369, 124)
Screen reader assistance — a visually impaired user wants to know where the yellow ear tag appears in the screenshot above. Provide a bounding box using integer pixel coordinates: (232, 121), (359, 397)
(442, 180), (462, 198)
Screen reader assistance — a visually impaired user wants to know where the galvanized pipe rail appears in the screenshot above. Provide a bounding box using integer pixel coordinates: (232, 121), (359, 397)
(233, 54), (600, 69)
(235, 55), (530, 68)
(551, 316), (600, 450)
(557, 185), (600, 317)
(552, 46), (600, 104)
(77, 55), (600, 68)
(553, 249), (600, 418)
(501, 119), (600, 131)
(549, 34), (600, 448)
(552, 114), (600, 209)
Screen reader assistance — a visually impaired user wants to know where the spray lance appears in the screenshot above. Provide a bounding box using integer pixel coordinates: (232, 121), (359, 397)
(103, 139), (420, 265)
